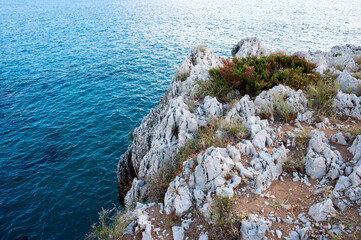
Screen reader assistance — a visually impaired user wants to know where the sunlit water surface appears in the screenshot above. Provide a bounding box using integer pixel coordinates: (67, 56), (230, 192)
(0, 0), (360, 239)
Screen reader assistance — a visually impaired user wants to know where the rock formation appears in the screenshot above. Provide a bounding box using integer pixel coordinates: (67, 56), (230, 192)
(115, 38), (361, 240)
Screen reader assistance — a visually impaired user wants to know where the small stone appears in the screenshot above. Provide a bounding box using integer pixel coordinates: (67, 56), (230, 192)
(276, 229), (282, 238)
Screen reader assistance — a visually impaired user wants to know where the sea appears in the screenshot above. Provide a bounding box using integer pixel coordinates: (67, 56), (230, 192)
(0, 0), (360, 239)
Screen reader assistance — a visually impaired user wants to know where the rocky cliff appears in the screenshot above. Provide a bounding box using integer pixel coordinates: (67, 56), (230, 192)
(116, 38), (361, 240)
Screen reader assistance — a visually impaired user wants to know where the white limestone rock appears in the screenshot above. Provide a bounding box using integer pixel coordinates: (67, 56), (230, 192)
(172, 226), (184, 240)
(194, 147), (235, 191)
(236, 140), (257, 156)
(225, 95), (256, 122)
(254, 85), (308, 121)
(232, 37), (271, 58)
(349, 135), (361, 162)
(240, 214), (269, 240)
(345, 187), (361, 201)
(305, 131), (343, 180)
(297, 111), (314, 124)
(124, 178), (148, 209)
(164, 176), (193, 216)
(336, 70), (361, 94)
(308, 199), (336, 222)
(203, 96), (223, 118)
(171, 46), (221, 99)
(348, 164), (361, 187)
(329, 132), (348, 145)
(137, 214), (152, 240)
(334, 92), (361, 120)
(334, 176), (352, 191)
(251, 146), (287, 194)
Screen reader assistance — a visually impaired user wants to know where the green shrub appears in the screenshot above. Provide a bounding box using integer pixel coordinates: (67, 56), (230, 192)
(87, 208), (133, 240)
(258, 94), (299, 122)
(197, 44), (206, 53)
(176, 70), (190, 82)
(207, 53), (320, 100)
(207, 194), (241, 239)
(194, 78), (233, 102)
(283, 130), (310, 173)
(306, 77), (339, 118)
(221, 119), (250, 140)
(333, 52), (342, 57)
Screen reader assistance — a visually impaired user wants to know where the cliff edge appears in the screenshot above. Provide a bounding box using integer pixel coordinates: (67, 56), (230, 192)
(113, 38), (361, 240)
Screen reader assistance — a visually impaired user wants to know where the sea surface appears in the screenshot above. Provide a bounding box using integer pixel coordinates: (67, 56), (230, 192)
(0, 0), (360, 239)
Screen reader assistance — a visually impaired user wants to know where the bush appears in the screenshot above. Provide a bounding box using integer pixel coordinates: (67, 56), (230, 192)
(283, 130), (310, 173)
(176, 70), (190, 82)
(306, 76), (339, 118)
(194, 78), (233, 103)
(207, 194), (242, 239)
(221, 119), (250, 140)
(258, 94), (299, 122)
(208, 53), (320, 100)
(87, 208), (133, 240)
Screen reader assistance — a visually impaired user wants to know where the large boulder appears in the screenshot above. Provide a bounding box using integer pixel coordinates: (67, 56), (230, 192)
(231, 37), (271, 58)
(254, 85), (308, 121)
(333, 92), (361, 120)
(335, 70), (361, 94)
(308, 199), (336, 222)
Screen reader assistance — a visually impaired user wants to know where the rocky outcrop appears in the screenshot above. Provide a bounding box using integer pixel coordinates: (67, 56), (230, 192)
(117, 38), (361, 240)
(232, 37), (271, 58)
(117, 46), (220, 207)
(333, 91), (361, 120)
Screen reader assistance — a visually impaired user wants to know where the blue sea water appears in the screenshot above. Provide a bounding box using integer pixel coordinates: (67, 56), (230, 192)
(0, 0), (360, 239)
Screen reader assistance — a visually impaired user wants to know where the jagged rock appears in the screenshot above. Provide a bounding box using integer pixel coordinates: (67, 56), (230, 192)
(194, 147), (235, 191)
(203, 96), (223, 118)
(118, 45), (222, 206)
(336, 70), (361, 94)
(329, 132), (348, 145)
(164, 177), (193, 216)
(240, 214), (269, 240)
(334, 176), (352, 191)
(334, 92), (361, 120)
(348, 164), (361, 187)
(345, 187), (361, 201)
(251, 146), (287, 194)
(232, 37), (271, 58)
(308, 199), (336, 222)
(124, 178), (148, 209)
(225, 95), (256, 122)
(349, 135), (361, 161)
(236, 140), (257, 156)
(252, 129), (267, 149)
(305, 131), (343, 179)
(299, 44), (361, 75)
(171, 46), (221, 98)
(254, 85), (308, 121)
(199, 233), (208, 240)
(216, 186), (234, 198)
(276, 229), (282, 239)
(244, 116), (273, 149)
(172, 226), (184, 240)
(137, 214), (152, 240)
(297, 111), (314, 124)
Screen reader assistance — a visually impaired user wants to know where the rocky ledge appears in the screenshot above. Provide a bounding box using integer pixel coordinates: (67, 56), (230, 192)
(116, 38), (361, 240)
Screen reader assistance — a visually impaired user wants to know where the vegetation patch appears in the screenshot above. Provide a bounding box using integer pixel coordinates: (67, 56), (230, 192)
(207, 194), (242, 239)
(306, 75), (339, 119)
(258, 94), (300, 122)
(87, 208), (133, 240)
(283, 130), (310, 173)
(176, 70), (190, 82)
(206, 53), (319, 101)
